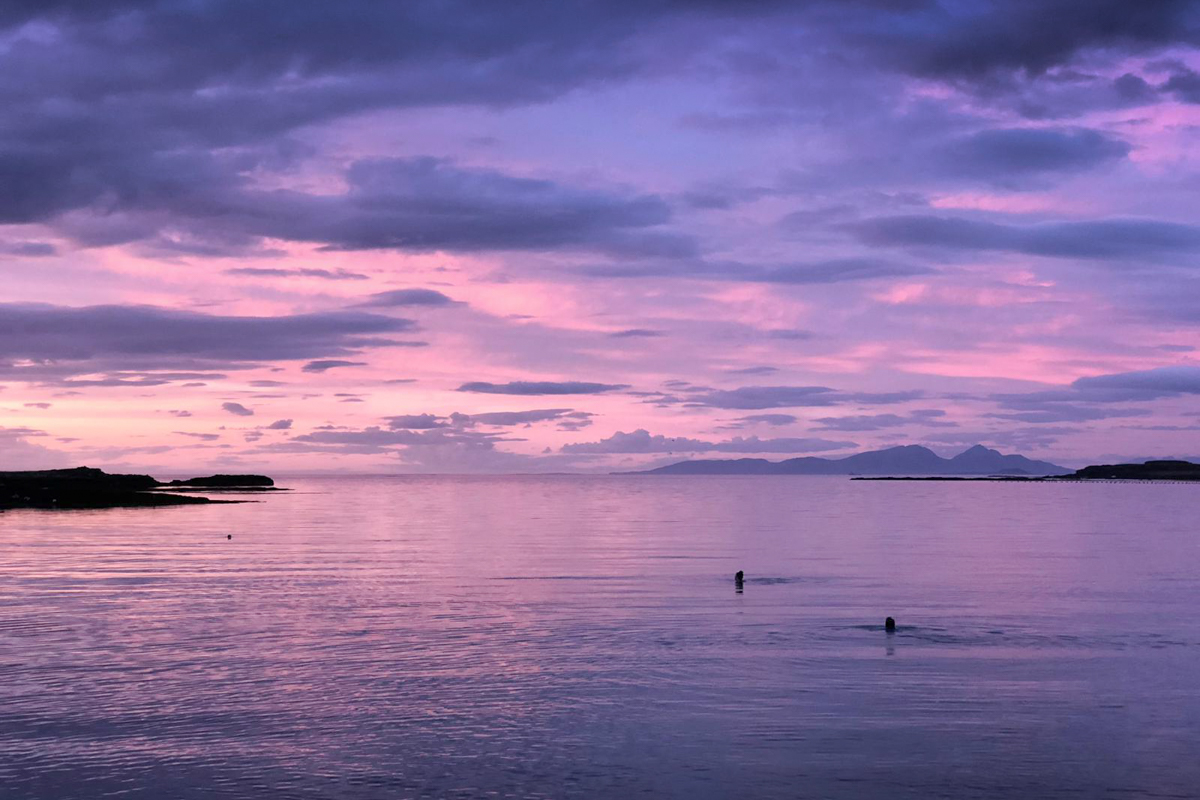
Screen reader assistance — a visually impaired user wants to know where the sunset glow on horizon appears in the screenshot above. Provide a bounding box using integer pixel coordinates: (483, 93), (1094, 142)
(5, 2), (1200, 473)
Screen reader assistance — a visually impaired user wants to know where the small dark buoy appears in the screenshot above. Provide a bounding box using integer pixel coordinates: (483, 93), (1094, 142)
(227, 534), (232, 540)
(885, 616), (896, 633)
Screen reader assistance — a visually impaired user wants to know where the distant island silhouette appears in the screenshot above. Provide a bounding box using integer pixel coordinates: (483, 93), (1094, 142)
(627, 444), (1070, 476)
(0, 467), (277, 510)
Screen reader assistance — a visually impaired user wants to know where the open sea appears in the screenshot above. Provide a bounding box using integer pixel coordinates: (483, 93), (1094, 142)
(1, 475), (1198, 799)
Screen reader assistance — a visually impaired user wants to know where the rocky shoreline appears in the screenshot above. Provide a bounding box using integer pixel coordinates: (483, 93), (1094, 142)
(0, 467), (277, 511)
(853, 459), (1200, 482)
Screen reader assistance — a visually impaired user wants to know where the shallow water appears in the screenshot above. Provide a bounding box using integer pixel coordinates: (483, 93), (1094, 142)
(2, 475), (1198, 799)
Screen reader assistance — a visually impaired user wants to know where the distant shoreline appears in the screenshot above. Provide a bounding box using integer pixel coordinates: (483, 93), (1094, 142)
(0, 467), (279, 511)
(854, 475), (1200, 483)
(846, 460), (1200, 483)
(626, 451), (1200, 483)
(622, 444), (1069, 477)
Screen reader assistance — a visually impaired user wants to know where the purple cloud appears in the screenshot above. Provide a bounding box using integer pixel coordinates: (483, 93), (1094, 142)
(225, 267), (369, 281)
(358, 288), (459, 307)
(222, 402), (254, 417)
(854, 216), (1200, 260)
(458, 381), (630, 395)
(302, 360), (369, 373)
(561, 429), (855, 455)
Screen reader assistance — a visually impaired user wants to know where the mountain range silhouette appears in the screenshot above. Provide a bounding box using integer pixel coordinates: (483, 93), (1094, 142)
(632, 444), (1069, 476)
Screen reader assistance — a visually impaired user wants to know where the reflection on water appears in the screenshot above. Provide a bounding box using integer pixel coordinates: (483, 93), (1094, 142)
(1, 475), (1198, 799)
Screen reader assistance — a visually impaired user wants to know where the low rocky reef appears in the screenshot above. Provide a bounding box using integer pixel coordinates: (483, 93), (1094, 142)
(1, 467), (277, 511)
(855, 459), (1200, 482)
(160, 474), (280, 492)
(1068, 460), (1200, 481)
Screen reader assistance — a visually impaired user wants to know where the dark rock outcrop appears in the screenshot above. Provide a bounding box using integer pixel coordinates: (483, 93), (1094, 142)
(166, 474), (274, 487)
(0, 466), (275, 511)
(1068, 460), (1200, 481)
(859, 458), (1200, 482)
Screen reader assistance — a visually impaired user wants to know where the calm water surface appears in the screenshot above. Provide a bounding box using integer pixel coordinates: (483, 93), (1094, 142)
(1, 476), (1198, 799)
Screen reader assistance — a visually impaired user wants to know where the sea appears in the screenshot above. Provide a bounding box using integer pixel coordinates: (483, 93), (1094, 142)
(1, 475), (1198, 799)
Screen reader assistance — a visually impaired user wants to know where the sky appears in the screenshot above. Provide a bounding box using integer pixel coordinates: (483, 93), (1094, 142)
(4, 1), (1200, 474)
